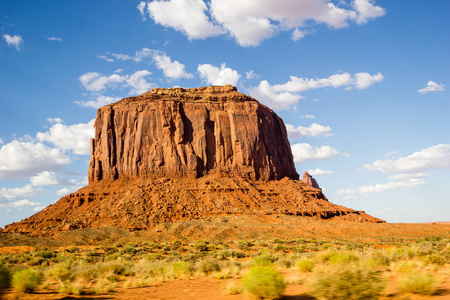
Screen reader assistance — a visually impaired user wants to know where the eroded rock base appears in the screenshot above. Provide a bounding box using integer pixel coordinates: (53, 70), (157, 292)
(3, 175), (384, 236)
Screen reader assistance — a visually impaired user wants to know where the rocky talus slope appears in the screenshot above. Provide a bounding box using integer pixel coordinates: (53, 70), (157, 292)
(2, 86), (384, 236)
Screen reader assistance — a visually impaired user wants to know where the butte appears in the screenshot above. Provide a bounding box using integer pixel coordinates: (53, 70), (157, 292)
(2, 85), (384, 236)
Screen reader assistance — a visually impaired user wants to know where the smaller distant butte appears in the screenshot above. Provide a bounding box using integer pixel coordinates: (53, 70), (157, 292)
(1, 85), (384, 236)
(301, 172), (321, 190)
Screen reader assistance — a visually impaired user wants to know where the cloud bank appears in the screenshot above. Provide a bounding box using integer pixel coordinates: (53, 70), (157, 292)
(339, 144), (450, 197)
(140, 0), (385, 46)
(249, 72), (384, 110)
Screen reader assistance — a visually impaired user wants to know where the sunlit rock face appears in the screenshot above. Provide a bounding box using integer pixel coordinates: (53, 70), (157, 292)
(301, 172), (320, 189)
(88, 85), (299, 183)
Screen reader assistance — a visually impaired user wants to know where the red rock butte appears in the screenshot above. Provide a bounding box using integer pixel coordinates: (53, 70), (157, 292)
(88, 85), (298, 183)
(2, 85), (384, 236)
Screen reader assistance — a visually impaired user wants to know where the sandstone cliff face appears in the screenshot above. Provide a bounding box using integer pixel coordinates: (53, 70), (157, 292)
(88, 85), (298, 183)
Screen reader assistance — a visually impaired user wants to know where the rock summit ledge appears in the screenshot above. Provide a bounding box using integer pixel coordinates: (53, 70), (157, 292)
(2, 86), (384, 236)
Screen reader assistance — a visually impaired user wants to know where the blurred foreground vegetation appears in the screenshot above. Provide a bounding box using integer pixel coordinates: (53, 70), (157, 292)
(0, 233), (449, 299)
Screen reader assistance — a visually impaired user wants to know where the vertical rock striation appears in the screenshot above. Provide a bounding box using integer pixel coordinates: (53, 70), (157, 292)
(88, 85), (299, 183)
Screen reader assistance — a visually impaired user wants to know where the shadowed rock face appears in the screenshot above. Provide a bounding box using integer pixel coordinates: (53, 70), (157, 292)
(88, 85), (299, 183)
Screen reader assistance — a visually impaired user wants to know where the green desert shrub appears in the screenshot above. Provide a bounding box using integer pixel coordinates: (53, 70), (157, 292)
(306, 243), (318, 251)
(0, 264), (12, 295)
(296, 259), (315, 273)
(307, 263), (386, 300)
(273, 245), (286, 252)
(421, 253), (447, 266)
(99, 260), (134, 276)
(216, 249), (232, 260)
(27, 257), (45, 266)
(241, 266), (285, 300)
(57, 282), (85, 295)
(35, 250), (54, 259)
(224, 281), (243, 295)
(275, 256), (295, 269)
(328, 252), (359, 265)
(172, 261), (192, 278)
(397, 270), (440, 295)
(93, 279), (115, 294)
(197, 258), (220, 275)
(194, 240), (208, 252)
(12, 268), (43, 293)
(252, 251), (277, 265)
(250, 256), (274, 268)
(322, 243), (332, 250)
(47, 263), (75, 284)
(293, 245), (306, 253)
(75, 264), (100, 283)
(368, 251), (391, 266)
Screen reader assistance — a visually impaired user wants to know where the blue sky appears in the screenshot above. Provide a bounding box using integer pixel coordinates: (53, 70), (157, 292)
(0, 0), (449, 227)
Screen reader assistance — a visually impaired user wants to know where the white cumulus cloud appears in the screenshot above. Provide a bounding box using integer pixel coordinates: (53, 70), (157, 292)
(353, 0), (387, 24)
(79, 70), (153, 94)
(352, 72), (384, 89)
(291, 28), (315, 41)
(79, 72), (126, 92)
(147, 0), (224, 40)
(0, 199), (44, 209)
(245, 70), (258, 80)
(75, 95), (121, 109)
(249, 71), (383, 110)
(364, 144), (450, 175)
(249, 80), (302, 110)
(137, 1), (147, 20)
(97, 55), (114, 63)
(418, 81), (445, 94)
(0, 185), (38, 203)
(144, 0), (385, 47)
(301, 114), (316, 119)
(152, 52), (194, 79)
(36, 119), (95, 155)
(0, 141), (71, 179)
(286, 123), (333, 139)
(337, 178), (426, 196)
(339, 144), (450, 198)
(30, 171), (60, 186)
(97, 48), (193, 82)
(198, 63), (241, 86)
(3, 34), (23, 50)
(308, 168), (333, 176)
(127, 70), (154, 94)
(291, 143), (348, 163)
